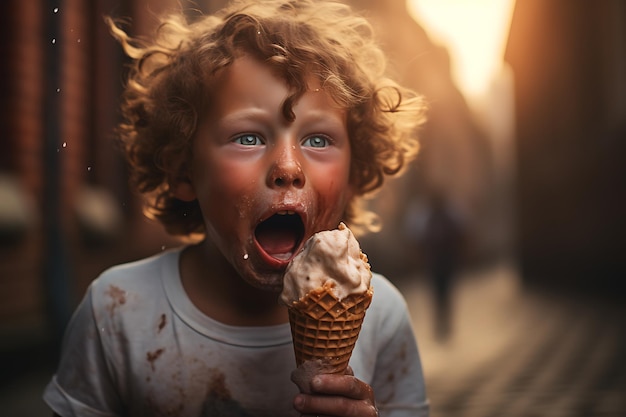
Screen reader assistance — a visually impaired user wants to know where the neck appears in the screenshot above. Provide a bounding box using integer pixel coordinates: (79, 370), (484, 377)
(179, 240), (288, 326)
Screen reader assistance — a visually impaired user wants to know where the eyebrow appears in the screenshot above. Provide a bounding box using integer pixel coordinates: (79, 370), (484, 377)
(218, 108), (270, 126)
(298, 109), (347, 130)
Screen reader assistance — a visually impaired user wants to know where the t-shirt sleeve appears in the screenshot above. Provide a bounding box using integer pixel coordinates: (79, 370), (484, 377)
(43, 283), (122, 417)
(368, 276), (430, 417)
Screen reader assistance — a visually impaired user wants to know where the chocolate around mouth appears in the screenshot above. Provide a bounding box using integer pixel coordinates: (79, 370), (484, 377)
(255, 213), (304, 260)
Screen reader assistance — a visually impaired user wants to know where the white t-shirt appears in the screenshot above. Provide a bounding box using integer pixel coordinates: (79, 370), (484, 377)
(44, 247), (429, 417)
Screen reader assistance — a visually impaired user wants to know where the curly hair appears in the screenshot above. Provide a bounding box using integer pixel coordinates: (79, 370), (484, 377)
(107, 0), (426, 238)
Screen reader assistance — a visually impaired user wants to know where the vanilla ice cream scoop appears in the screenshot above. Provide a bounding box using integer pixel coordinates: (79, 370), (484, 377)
(280, 222), (372, 305)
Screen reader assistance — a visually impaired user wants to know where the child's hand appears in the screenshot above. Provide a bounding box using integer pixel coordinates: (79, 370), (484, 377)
(291, 366), (379, 417)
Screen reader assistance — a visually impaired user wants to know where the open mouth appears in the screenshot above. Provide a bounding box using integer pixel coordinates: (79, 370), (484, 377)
(254, 211), (305, 261)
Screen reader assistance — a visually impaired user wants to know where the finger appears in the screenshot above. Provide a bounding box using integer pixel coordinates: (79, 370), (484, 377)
(311, 374), (374, 401)
(291, 360), (334, 394)
(294, 393), (378, 417)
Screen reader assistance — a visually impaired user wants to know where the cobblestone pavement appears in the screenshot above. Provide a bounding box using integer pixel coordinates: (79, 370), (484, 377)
(397, 261), (626, 417)
(2, 260), (624, 416)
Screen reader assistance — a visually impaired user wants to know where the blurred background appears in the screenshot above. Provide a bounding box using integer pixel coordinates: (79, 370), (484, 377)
(1, 0), (624, 416)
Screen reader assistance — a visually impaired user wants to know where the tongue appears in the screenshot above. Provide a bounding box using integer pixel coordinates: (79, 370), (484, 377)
(256, 229), (297, 258)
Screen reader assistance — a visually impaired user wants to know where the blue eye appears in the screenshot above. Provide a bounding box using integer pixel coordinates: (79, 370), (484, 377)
(234, 134), (264, 146)
(303, 135), (329, 148)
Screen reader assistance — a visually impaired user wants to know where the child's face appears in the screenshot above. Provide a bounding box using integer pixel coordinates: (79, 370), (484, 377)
(176, 55), (352, 292)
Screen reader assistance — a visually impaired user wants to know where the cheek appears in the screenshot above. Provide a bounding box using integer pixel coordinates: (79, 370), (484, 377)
(311, 162), (352, 219)
(194, 158), (260, 226)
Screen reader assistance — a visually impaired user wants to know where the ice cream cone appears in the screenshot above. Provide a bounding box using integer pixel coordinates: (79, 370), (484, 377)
(287, 282), (373, 374)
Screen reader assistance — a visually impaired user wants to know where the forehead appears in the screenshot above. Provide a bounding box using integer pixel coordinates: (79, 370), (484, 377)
(211, 54), (320, 91)
(207, 55), (342, 119)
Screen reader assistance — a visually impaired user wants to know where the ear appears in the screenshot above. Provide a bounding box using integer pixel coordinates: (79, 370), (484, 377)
(169, 174), (196, 202)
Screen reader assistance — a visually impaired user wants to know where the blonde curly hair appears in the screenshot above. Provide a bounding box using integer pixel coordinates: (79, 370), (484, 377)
(107, 0), (426, 237)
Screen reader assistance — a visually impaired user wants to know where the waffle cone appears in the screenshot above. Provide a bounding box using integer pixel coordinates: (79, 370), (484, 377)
(287, 283), (373, 374)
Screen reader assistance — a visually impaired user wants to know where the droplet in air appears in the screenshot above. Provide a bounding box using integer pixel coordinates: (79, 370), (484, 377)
(62, 142), (67, 148)
(87, 166), (92, 171)
(243, 254), (249, 260)
(51, 38), (56, 44)
(56, 88), (61, 93)
(161, 245), (166, 251)
(53, 7), (59, 13)
(77, 38), (81, 43)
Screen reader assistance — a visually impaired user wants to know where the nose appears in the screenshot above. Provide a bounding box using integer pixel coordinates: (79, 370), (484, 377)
(267, 144), (305, 189)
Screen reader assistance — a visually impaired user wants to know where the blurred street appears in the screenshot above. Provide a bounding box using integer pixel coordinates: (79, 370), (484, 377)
(2, 259), (625, 416)
(397, 260), (626, 417)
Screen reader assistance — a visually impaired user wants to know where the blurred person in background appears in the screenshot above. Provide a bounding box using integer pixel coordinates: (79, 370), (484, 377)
(420, 190), (465, 342)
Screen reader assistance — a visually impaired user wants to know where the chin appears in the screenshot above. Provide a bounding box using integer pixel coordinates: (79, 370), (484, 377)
(245, 278), (284, 294)
(239, 266), (285, 293)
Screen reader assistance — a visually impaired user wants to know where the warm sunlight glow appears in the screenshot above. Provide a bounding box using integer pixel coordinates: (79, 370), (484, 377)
(408, 0), (516, 102)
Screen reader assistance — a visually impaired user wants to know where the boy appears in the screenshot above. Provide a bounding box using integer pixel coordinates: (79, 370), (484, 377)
(44, 0), (429, 416)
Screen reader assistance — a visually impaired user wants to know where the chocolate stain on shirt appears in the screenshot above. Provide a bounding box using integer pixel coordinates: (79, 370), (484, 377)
(157, 314), (167, 333)
(380, 341), (411, 404)
(106, 285), (126, 317)
(201, 369), (254, 417)
(399, 342), (407, 361)
(399, 342), (409, 375)
(147, 348), (165, 371)
(207, 370), (231, 400)
(386, 372), (395, 382)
